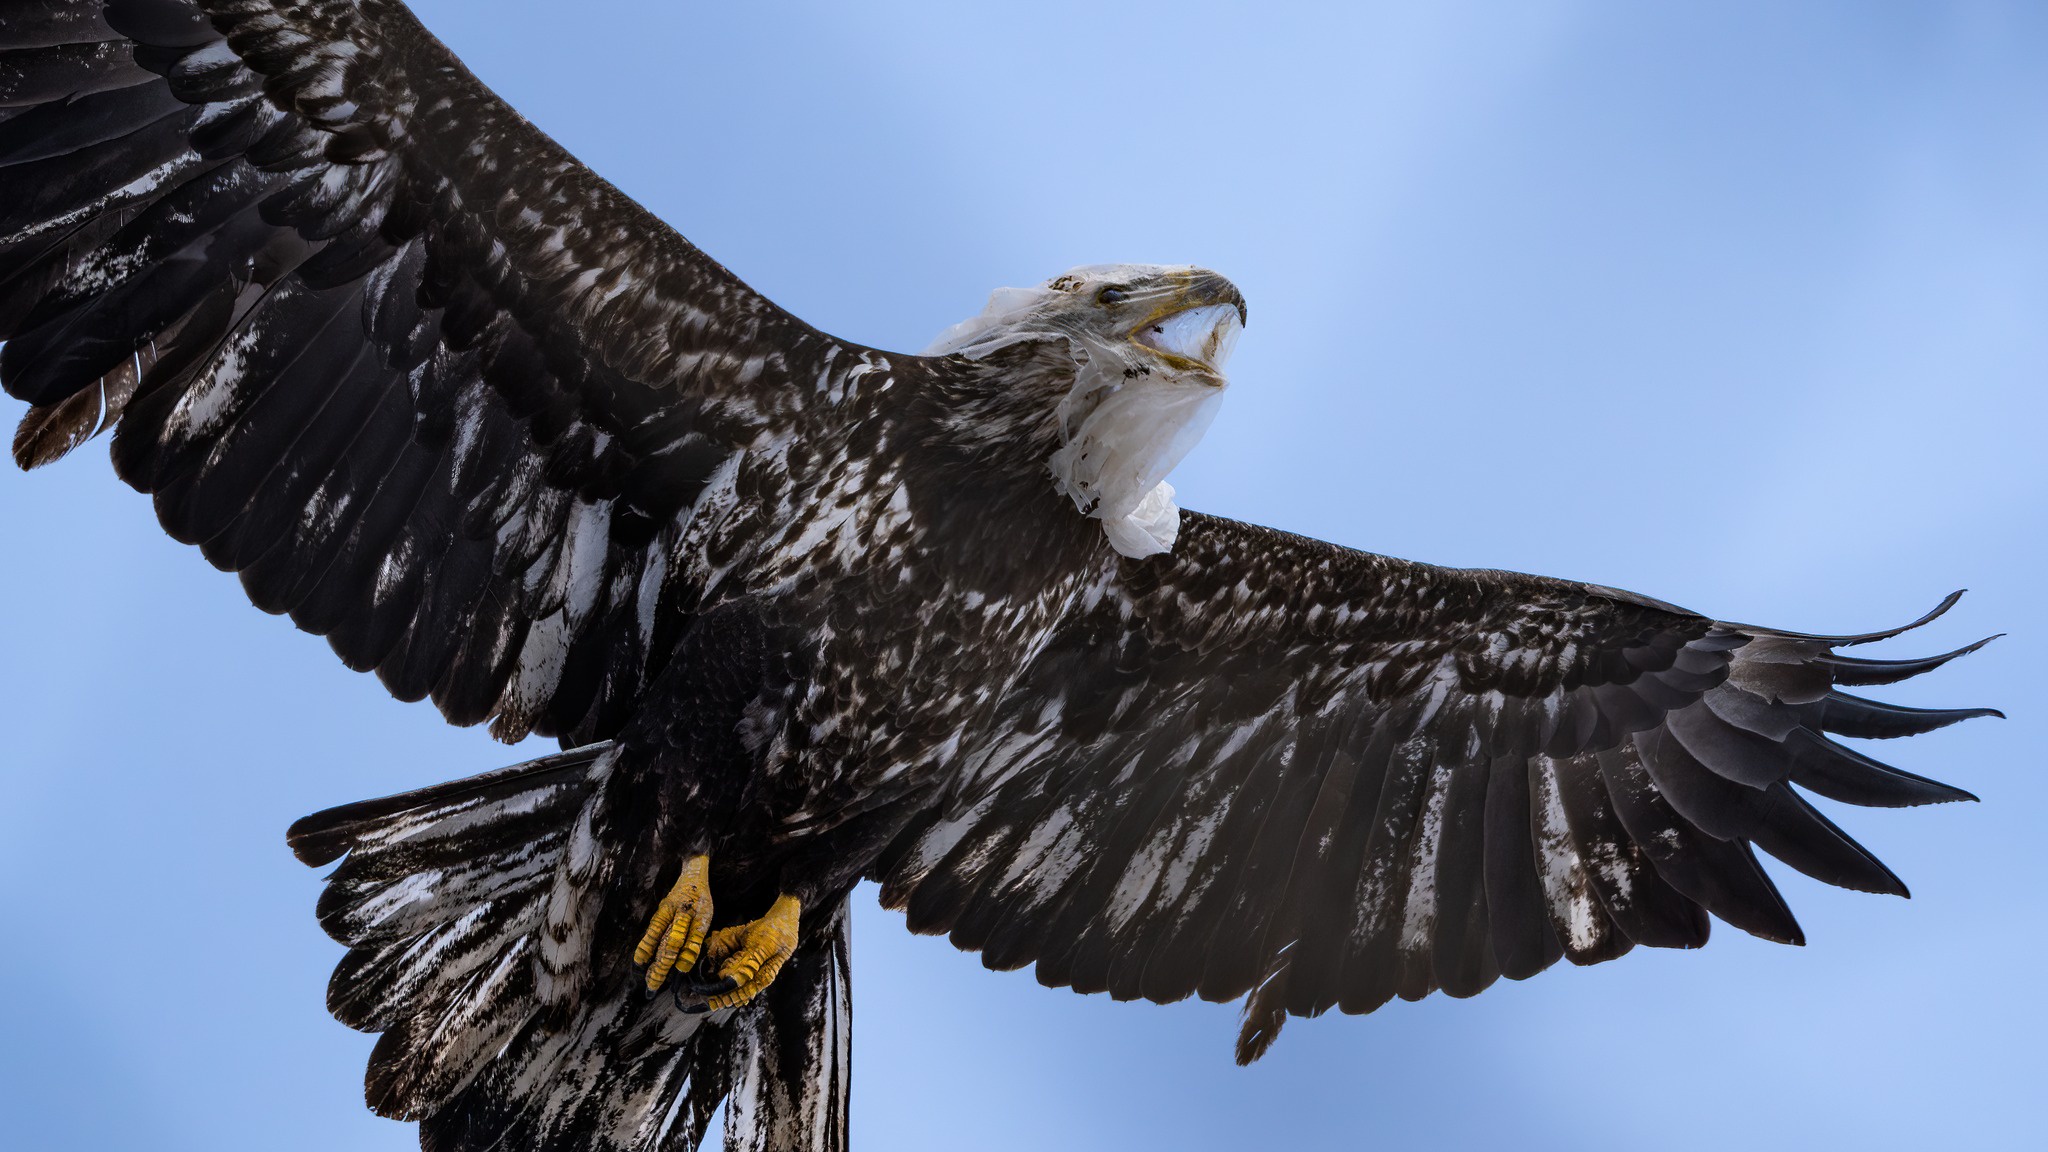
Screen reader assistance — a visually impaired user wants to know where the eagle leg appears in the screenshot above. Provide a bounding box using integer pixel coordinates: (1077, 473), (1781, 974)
(633, 854), (716, 992)
(682, 894), (803, 1013)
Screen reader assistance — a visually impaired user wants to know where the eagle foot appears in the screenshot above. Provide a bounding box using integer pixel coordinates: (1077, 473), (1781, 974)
(682, 893), (802, 1014)
(633, 854), (715, 992)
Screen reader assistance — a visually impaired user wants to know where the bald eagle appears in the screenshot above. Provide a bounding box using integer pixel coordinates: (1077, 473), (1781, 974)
(0, 2), (1999, 1150)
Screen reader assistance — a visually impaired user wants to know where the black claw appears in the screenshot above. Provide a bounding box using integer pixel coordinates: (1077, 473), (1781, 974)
(685, 974), (739, 997)
(681, 1000), (710, 1015)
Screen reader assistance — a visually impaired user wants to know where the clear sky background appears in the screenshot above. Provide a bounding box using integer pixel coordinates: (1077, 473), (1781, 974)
(2, 2), (2043, 1149)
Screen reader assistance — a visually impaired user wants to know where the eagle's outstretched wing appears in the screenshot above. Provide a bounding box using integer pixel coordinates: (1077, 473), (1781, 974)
(1, 0), (877, 744)
(876, 512), (1995, 1061)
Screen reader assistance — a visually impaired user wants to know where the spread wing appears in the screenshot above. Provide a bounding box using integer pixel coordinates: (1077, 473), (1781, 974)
(1, 0), (887, 743)
(876, 512), (1995, 1061)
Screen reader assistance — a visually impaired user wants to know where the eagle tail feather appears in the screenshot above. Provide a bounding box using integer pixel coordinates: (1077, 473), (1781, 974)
(714, 894), (854, 1152)
(290, 743), (850, 1151)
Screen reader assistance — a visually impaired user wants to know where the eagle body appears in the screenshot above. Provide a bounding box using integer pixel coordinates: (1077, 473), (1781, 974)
(615, 365), (1108, 907)
(0, 3), (2002, 1151)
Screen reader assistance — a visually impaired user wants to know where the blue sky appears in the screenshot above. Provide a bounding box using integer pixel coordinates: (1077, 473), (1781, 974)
(2, 2), (2043, 1149)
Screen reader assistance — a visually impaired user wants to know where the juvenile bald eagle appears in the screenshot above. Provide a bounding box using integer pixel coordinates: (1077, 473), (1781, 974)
(0, 2), (1999, 1150)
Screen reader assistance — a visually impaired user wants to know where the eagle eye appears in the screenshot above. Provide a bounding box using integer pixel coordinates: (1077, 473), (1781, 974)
(1097, 286), (1129, 306)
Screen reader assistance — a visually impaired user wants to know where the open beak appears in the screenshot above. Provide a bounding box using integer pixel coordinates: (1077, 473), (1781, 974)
(1134, 303), (1244, 375)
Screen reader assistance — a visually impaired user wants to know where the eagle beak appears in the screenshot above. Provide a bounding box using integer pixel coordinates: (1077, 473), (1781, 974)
(1134, 303), (1243, 376)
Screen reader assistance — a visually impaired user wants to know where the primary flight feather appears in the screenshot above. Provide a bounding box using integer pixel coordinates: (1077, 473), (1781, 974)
(0, 2), (1998, 1150)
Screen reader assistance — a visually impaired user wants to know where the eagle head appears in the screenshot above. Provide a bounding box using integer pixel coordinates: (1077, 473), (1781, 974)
(925, 264), (1247, 558)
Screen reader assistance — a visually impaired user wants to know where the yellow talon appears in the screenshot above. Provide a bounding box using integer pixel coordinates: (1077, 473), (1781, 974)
(695, 893), (801, 1012)
(633, 854), (714, 992)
